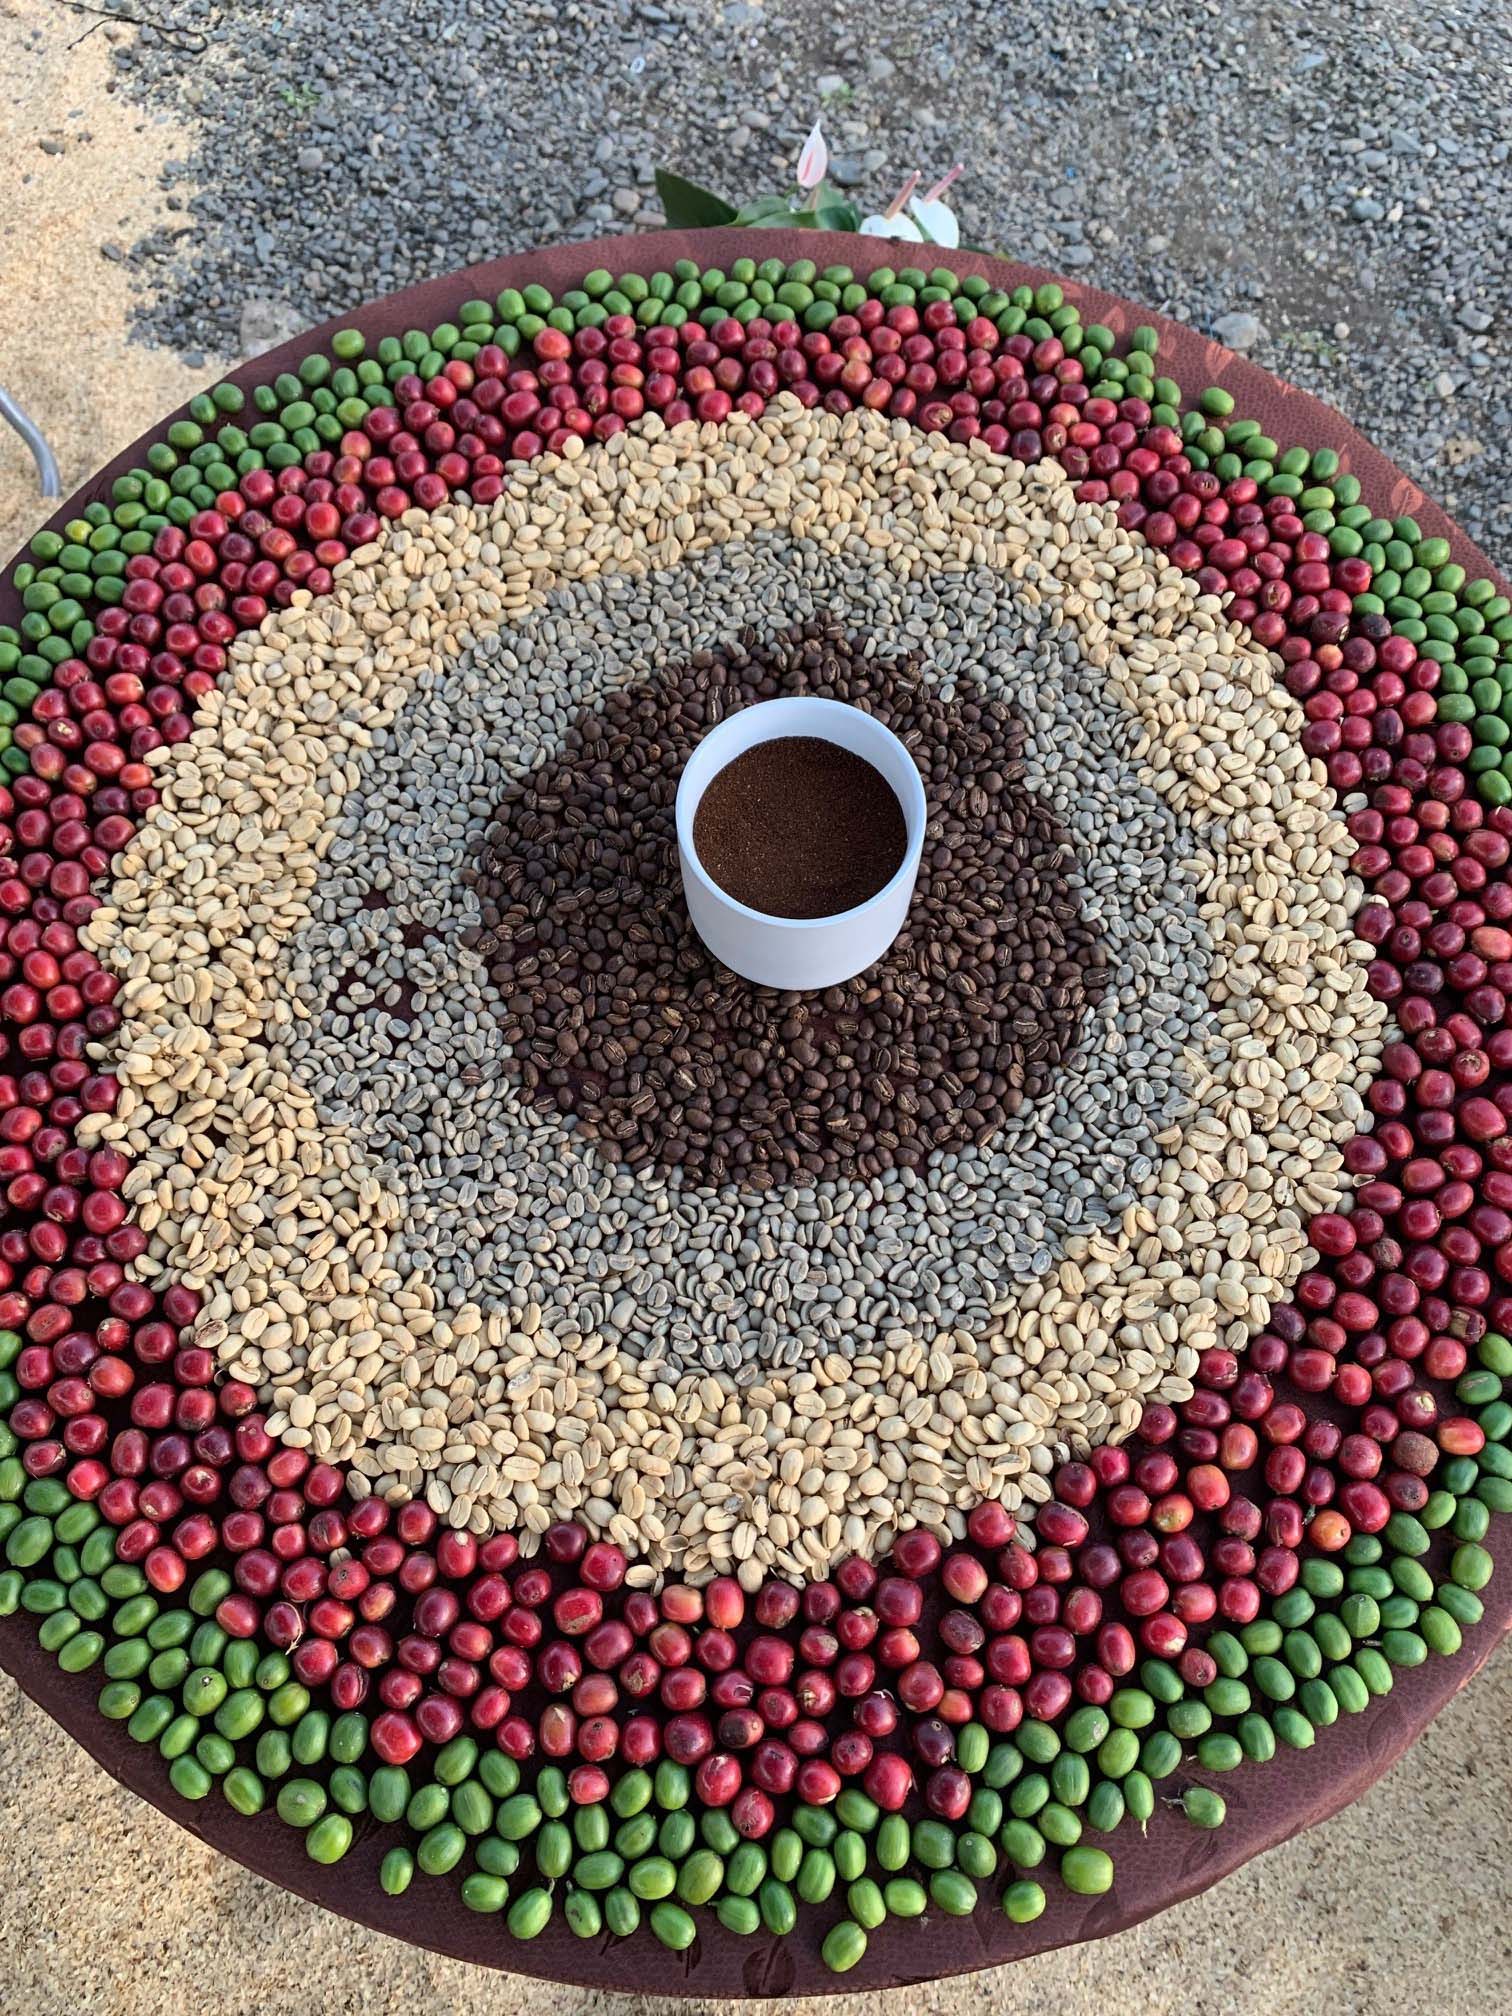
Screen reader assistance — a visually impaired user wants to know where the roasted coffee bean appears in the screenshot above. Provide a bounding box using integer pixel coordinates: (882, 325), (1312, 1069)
(469, 617), (1105, 1193)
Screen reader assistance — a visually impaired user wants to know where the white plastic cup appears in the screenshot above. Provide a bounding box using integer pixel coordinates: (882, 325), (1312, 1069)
(675, 696), (927, 991)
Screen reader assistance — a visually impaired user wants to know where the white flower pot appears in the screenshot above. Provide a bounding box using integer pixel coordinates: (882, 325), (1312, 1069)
(676, 695), (926, 991)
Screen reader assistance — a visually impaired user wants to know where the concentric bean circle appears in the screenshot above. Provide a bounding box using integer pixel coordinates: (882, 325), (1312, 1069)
(76, 411), (1384, 1576)
(2, 239), (1511, 1995)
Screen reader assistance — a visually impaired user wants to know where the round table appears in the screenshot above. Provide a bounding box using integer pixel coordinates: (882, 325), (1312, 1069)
(2, 228), (1507, 1996)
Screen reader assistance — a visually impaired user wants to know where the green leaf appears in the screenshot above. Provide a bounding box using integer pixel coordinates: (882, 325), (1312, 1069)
(732, 194), (798, 228)
(810, 189), (861, 233)
(654, 169), (737, 229)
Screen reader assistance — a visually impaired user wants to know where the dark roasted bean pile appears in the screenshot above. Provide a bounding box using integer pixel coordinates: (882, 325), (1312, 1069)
(467, 616), (1105, 1189)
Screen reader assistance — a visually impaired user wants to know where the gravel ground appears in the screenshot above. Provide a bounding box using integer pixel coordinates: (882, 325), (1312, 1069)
(97, 0), (1512, 562)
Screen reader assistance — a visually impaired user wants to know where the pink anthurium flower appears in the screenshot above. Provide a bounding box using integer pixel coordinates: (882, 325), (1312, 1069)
(859, 210), (924, 240)
(796, 121), (829, 196)
(910, 164), (963, 247)
(859, 171), (925, 240)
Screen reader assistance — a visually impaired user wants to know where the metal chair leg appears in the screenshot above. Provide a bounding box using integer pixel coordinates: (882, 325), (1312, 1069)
(0, 386), (61, 501)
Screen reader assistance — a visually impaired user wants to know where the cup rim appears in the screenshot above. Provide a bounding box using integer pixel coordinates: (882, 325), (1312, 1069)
(675, 695), (926, 931)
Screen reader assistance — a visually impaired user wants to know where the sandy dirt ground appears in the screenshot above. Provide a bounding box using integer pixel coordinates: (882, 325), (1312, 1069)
(0, 0), (219, 565)
(0, 4), (1508, 2013)
(2, 1658), (1508, 2016)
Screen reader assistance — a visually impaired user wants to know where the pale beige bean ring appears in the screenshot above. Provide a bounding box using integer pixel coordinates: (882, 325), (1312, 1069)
(77, 403), (1387, 1582)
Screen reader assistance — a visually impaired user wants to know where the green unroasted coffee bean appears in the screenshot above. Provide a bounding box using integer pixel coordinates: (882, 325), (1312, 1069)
(836, 1787), (880, 1834)
(380, 1847), (414, 1897)
(305, 1814), (353, 1865)
(912, 1817), (957, 1868)
(495, 1792), (542, 1840)
(535, 1820), (572, 1880)
(1004, 1878), (1047, 1923)
(1196, 1733), (1244, 1773)
(1064, 1705), (1110, 1754)
(650, 1901), (697, 1952)
(1061, 1846), (1114, 1895)
(475, 1837), (519, 1879)
(537, 1765), (570, 1817)
(223, 1766), (265, 1816)
(605, 1887), (641, 1938)
(194, 1732), (235, 1776)
(1437, 1582), (1484, 1629)
(615, 1812), (657, 1861)
(291, 1708), (329, 1764)
(1167, 1698), (1212, 1741)
(506, 1887), (552, 1940)
(929, 1869), (978, 1917)
(968, 1788), (1003, 1837)
(758, 1878), (796, 1936)
(716, 1893), (760, 1937)
(769, 1826), (802, 1883)
(1039, 1802), (1082, 1848)
(796, 1846), (836, 1905)
(1273, 1706), (1316, 1751)
(1009, 1773), (1050, 1821)
(127, 1695), (175, 1746)
(1000, 1819), (1046, 1868)
(434, 1733), (478, 1786)
(168, 1756), (212, 1802)
(882, 1875), (927, 1917)
(1124, 1770), (1155, 1827)
(876, 1812), (910, 1871)
(821, 1920), (868, 1973)
(1050, 1751), (1091, 1806)
(564, 1889), (602, 1939)
(407, 1782), (449, 1832)
(369, 1766), (410, 1825)
(1018, 1719), (1061, 1763)
(793, 1802), (837, 1847)
(1382, 1628), (1428, 1669)
(984, 1742), (1024, 1790)
(276, 1778), (326, 1828)
(451, 1781), (493, 1836)
(1139, 1729), (1182, 1781)
(418, 1822), (467, 1876)
(574, 1850), (624, 1893)
(479, 1751), (519, 1800)
(1204, 1677), (1251, 1719)
(677, 1848), (725, 1906)
(460, 1873), (508, 1914)
(848, 1877), (886, 1930)
(1451, 1541), (1493, 1591)
(611, 1766), (652, 1816)
(628, 1855), (677, 1901)
(1087, 1780), (1126, 1833)
(957, 1722), (990, 1775)
(1097, 1726), (1141, 1779)
(726, 1841), (766, 1896)
(1181, 1786), (1226, 1830)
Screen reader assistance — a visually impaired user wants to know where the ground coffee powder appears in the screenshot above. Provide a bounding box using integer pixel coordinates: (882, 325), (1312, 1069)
(692, 735), (908, 918)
